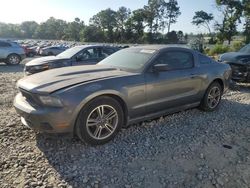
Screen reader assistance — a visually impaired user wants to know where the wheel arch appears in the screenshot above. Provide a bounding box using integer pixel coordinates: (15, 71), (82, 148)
(210, 78), (224, 92)
(72, 91), (128, 134)
(7, 53), (21, 59)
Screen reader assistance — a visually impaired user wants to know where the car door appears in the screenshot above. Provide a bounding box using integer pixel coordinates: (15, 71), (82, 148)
(0, 41), (11, 59)
(72, 47), (100, 66)
(145, 49), (202, 114)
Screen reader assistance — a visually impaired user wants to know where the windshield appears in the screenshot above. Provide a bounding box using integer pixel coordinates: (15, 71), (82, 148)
(57, 46), (83, 58)
(239, 44), (250, 53)
(98, 48), (156, 72)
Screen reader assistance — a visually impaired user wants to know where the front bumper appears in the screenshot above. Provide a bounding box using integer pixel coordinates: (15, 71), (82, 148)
(229, 63), (250, 82)
(14, 93), (73, 133)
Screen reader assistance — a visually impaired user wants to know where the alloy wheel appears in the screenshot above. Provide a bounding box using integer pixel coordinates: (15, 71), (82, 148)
(207, 86), (221, 109)
(86, 105), (118, 140)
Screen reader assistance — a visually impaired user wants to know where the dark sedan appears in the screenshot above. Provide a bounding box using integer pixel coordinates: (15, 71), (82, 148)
(219, 43), (250, 82)
(24, 45), (119, 75)
(14, 45), (231, 145)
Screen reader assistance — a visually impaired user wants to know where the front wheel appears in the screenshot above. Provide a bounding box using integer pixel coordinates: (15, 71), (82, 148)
(76, 96), (124, 145)
(6, 54), (21, 65)
(200, 82), (222, 111)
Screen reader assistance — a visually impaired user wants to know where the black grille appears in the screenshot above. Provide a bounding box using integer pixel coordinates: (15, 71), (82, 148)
(230, 64), (247, 73)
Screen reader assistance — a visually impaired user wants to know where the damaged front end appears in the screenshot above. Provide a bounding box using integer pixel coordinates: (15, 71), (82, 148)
(227, 62), (250, 83)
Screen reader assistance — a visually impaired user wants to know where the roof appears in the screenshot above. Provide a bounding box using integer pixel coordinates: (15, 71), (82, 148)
(74, 44), (119, 49)
(130, 44), (190, 50)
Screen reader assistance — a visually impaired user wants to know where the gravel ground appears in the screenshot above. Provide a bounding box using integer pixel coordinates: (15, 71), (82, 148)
(0, 63), (250, 188)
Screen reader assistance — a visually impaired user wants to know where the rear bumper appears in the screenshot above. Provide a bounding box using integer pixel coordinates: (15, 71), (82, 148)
(14, 93), (73, 133)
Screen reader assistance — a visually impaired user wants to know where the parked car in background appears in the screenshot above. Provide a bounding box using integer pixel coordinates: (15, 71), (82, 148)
(22, 45), (37, 57)
(0, 40), (26, 65)
(219, 43), (250, 83)
(39, 46), (68, 56)
(24, 45), (120, 75)
(15, 45), (231, 145)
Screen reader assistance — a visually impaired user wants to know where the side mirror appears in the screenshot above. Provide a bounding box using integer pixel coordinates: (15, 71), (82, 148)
(153, 64), (170, 72)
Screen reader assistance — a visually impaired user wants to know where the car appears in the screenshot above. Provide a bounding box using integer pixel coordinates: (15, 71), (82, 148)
(219, 43), (250, 82)
(39, 46), (68, 56)
(22, 45), (37, 57)
(0, 40), (26, 65)
(24, 45), (120, 75)
(14, 45), (231, 145)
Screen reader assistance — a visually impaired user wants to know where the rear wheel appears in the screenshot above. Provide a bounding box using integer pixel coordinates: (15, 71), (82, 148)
(76, 96), (124, 145)
(200, 82), (222, 111)
(6, 54), (21, 65)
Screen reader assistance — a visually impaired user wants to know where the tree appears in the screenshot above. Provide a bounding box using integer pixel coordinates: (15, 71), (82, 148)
(20, 21), (39, 38)
(66, 18), (85, 41)
(164, 0), (181, 33)
(215, 0), (243, 44)
(34, 17), (68, 39)
(242, 0), (250, 43)
(90, 8), (117, 42)
(126, 9), (145, 43)
(165, 30), (178, 43)
(82, 25), (105, 42)
(116, 7), (131, 42)
(192, 11), (214, 34)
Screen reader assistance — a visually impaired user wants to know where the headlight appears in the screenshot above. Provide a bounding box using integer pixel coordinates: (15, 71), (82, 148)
(49, 61), (70, 68)
(39, 96), (63, 107)
(27, 64), (49, 71)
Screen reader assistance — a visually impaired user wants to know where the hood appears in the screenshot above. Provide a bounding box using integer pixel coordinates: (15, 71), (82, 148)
(220, 52), (249, 62)
(26, 56), (69, 66)
(17, 65), (133, 94)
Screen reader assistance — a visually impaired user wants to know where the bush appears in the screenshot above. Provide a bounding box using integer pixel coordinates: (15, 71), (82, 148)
(231, 41), (244, 51)
(208, 44), (230, 56)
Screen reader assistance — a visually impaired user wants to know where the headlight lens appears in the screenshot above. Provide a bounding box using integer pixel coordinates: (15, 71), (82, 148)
(39, 96), (63, 107)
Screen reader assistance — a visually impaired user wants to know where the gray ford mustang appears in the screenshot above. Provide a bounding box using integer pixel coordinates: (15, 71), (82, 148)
(14, 45), (231, 145)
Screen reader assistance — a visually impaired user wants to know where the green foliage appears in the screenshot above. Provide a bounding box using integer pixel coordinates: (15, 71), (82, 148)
(164, 0), (181, 33)
(232, 41), (244, 51)
(192, 11), (213, 34)
(215, 0), (243, 44)
(208, 44), (230, 56)
(0, 1), (183, 44)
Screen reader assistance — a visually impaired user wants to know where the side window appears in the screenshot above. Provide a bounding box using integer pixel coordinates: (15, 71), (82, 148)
(154, 51), (194, 70)
(76, 48), (99, 61)
(199, 54), (212, 65)
(100, 47), (116, 58)
(0, 41), (11, 47)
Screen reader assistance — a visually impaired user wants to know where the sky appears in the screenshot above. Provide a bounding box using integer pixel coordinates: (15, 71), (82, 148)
(0, 0), (242, 34)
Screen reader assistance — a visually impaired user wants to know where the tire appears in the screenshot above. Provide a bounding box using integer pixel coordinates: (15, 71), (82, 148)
(76, 96), (124, 145)
(200, 82), (222, 111)
(6, 54), (21, 65)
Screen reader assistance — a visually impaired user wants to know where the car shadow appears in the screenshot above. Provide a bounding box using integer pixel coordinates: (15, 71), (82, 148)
(0, 63), (24, 73)
(35, 96), (250, 187)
